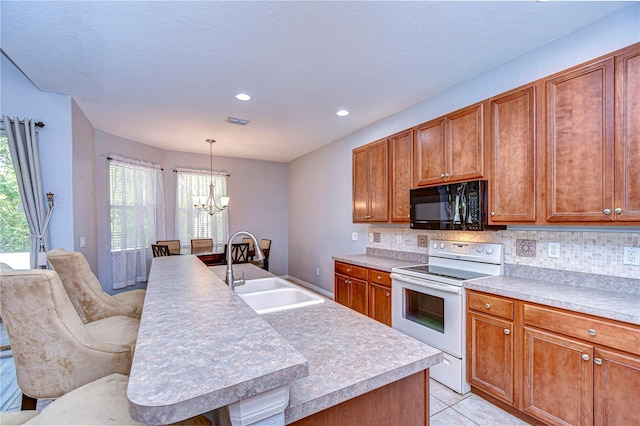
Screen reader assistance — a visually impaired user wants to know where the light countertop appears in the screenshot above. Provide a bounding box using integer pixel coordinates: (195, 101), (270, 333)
(332, 254), (420, 272)
(128, 256), (442, 424)
(465, 275), (640, 326)
(209, 264), (443, 424)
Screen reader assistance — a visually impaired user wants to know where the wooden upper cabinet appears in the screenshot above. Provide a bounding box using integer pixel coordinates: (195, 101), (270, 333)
(413, 103), (484, 187)
(489, 84), (537, 223)
(353, 139), (389, 222)
(614, 44), (640, 222)
(545, 57), (615, 222)
(447, 103), (485, 182)
(389, 130), (413, 222)
(413, 118), (446, 186)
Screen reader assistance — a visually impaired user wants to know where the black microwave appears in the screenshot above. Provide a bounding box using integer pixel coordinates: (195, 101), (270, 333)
(410, 180), (503, 231)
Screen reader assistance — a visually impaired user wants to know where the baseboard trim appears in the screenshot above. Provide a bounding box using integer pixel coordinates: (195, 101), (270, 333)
(282, 275), (334, 300)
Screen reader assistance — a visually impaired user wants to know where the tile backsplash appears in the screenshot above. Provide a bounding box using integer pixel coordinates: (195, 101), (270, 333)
(367, 227), (640, 279)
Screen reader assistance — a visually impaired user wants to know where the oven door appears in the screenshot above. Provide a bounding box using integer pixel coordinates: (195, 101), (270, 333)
(391, 273), (464, 358)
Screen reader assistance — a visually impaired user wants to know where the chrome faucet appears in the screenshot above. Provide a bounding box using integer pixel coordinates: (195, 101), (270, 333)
(225, 231), (265, 291)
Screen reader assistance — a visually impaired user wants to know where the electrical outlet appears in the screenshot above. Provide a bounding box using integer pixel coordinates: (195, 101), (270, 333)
(548, 242), (560, 258)
(396, 235), (402, 245)
(623, 247), (640, 266)
(368, 233), (373, 243)
(316, 268), (320, 276)
(79, 236), (86, 248)
(417, 235), (429, 248)
(352, 232), (358, 241)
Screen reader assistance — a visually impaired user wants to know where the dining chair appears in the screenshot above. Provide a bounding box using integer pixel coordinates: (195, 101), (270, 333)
(191, 238), (213, 254)
(156, 239), (181, 255)
(0, 269), (138, 408)
(260, 239), (272, 271)
(46, 248), (144, 323)
(223, 243), (250, 264)
(242, 237), (255, 260)
(152, 244), (171, 257)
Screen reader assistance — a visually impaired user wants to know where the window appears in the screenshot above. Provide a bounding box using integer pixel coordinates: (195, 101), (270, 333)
(109, 156), (164, 289)
(0, 133), (31, 269)
(175, 170), (228, 251)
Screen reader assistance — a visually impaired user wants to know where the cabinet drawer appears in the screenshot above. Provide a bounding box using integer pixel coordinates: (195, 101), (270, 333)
(335, 262), (368, 280)
(369, 269), (391, 287)
(524, 304), (640, 355)
(468, 291), (514, 320)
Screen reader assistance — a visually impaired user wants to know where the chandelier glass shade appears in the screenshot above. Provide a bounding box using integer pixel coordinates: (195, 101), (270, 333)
(193, 139), (229, 215)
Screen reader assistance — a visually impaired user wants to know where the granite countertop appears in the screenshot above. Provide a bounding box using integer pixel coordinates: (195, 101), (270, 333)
(129, 256), (442, 424)
(465, 275), (640, 326)
(210, 264), (443, 424)
(127, 255), (309, 425)
(332, 254), (420, 272)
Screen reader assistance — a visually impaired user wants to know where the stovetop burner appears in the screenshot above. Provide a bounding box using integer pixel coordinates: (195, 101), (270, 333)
(396, 264), (493, 281)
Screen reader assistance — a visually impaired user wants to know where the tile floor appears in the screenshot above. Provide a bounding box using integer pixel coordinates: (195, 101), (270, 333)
(429, 379), (531, 426)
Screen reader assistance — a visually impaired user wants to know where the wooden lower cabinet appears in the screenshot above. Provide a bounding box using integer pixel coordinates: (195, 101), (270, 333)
(593, 347), (640, 426)
(469, 312), (514, 405)
(334, 264), (368, 316)
(467, 290), (640, 426)
(523, 327), (594, 425)
(335, 262), (392, 326)
(292, 370), (428, 426)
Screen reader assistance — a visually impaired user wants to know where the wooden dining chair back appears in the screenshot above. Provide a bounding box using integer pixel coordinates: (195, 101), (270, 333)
(152, 244), (171, 257)
(224, 243), (249, 264)
(156, 240), (181, 255)
(241, 237), (255, 260)
(191, 238), (213, 254)
(260, 239), (272, 271)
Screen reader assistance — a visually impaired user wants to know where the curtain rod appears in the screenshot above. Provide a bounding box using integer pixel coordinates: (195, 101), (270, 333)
(172, 168), (231, 177)
(4, 118), (45, 128)
(106, 156), (164, 171)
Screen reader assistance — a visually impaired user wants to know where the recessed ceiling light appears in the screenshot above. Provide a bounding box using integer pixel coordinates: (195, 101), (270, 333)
(235, 93), (251, 101)
(336, 110), (349, 117)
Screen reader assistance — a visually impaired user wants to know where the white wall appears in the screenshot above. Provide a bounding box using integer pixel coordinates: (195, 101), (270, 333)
(71, 99), (98, 270)
(1, 54), (76, 257)
(287, 3), (640, 293)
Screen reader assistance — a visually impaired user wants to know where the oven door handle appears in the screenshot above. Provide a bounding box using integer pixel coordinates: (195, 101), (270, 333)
(390, 273), (462, 294)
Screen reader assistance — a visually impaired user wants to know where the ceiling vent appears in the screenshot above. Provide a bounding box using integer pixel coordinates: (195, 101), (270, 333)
(226, 117), (250, 126)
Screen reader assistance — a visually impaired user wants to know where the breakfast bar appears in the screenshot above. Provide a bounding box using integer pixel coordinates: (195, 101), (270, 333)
(127, 255), (442, 425)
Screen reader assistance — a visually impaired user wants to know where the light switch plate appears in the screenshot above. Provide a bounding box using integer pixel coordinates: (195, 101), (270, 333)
(351, 232), (358, 241)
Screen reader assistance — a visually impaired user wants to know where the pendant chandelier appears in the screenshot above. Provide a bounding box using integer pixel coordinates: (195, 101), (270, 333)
(193, 139), (229, 215)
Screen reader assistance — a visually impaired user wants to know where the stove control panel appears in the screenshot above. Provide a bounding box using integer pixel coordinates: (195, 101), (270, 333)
(429, 240), (503, 265)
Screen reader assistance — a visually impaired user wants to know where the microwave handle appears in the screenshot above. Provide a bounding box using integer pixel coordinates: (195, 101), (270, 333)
(390, 273), (462, 294)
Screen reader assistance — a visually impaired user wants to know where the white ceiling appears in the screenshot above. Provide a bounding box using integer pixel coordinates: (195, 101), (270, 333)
(0, 1), (634, 162)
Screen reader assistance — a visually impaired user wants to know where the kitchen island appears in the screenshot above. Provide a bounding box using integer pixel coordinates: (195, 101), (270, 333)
(127, 255), (442, 425)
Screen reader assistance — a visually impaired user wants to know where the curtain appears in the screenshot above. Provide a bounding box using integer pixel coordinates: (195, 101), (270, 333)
(175, 169), (229, 251)
(109, 155), (165, 289)
(1, 116), (51, 269)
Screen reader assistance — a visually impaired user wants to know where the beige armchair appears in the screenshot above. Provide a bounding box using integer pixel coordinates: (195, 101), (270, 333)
(0, 373), (211, 425)
(0, 269), (138, 404)
(46, 248), (144, 323)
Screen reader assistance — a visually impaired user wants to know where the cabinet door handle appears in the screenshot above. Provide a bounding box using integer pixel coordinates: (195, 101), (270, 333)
(504, 329), (510, 335)
(594, 358), (603, 365)
(386, 292), (391, 297)
(490, 211), (496, 217)
(440, 173), (445, 178)
(588, 329), (596, 336)
(444, 173), (450, 177)
(603, 209), (611, 215)
(377, 275), (382, 280)
(614, 208), (622, 214)
(364, 215), (371, 219)
(582, 354), (590, 361)
(346, 268), (351, 272)
(484, 303), (491, 309)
